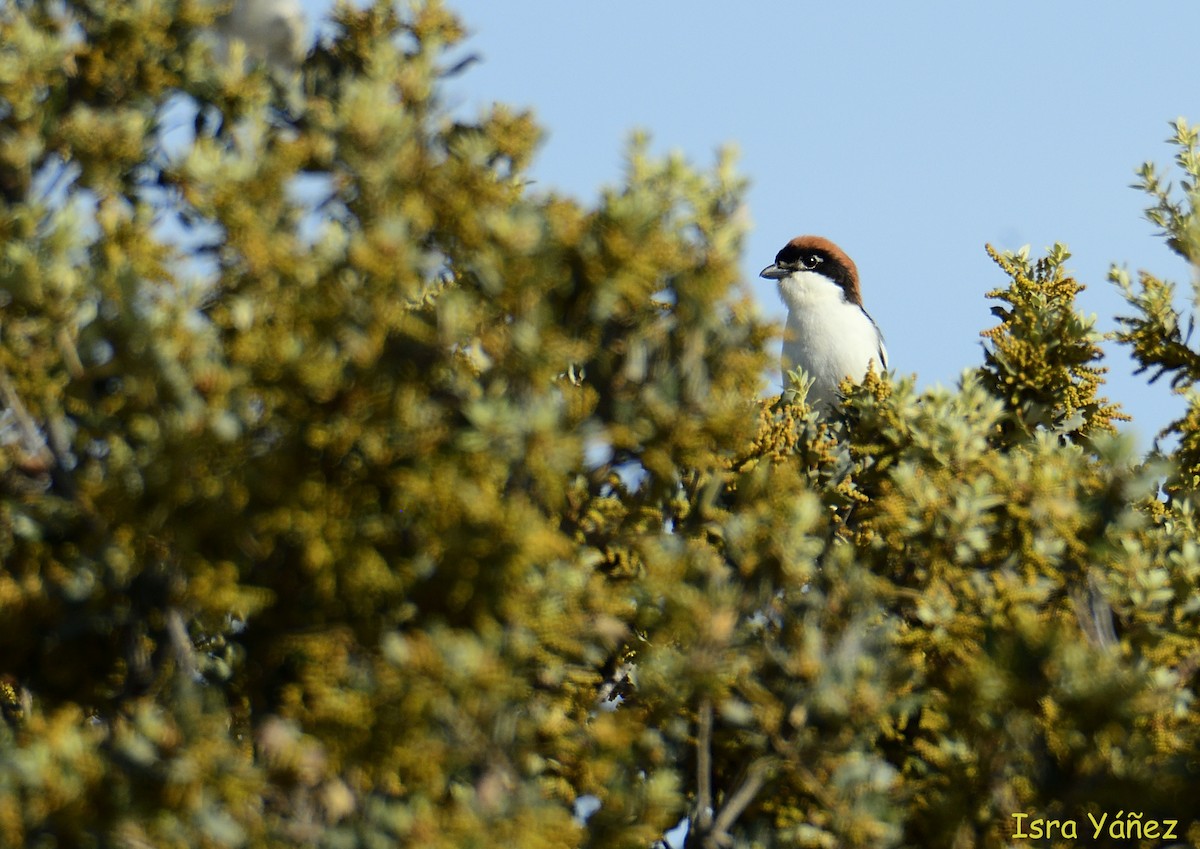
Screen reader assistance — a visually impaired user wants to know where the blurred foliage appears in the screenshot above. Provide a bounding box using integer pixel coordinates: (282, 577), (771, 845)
(2, 2), (1200, 848)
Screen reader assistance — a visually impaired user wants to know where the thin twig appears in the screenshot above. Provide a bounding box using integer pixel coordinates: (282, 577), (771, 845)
(56, 327), (84, 378)
(696, 697), (714, 833)
(166, 608), (200, 683)
(0, 367), (80, 500)
(0, 369), (51, 466)
(709, 758), (771, 841)
(1070, 570), (1117, 649)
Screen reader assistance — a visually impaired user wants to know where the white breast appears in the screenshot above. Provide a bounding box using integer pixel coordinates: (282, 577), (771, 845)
(777, 271), (886, 409)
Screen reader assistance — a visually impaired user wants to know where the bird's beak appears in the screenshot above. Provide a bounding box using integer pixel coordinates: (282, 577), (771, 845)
(759, 263), (787, 280)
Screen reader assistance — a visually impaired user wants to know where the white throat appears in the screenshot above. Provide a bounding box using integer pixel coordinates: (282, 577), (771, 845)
(776, 269), (856, 312)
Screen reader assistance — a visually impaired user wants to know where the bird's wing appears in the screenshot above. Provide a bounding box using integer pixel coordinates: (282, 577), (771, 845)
(861, 307), (889, 370)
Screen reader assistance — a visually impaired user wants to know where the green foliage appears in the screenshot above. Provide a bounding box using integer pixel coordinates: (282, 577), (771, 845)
(1115, 118), (1200, 493)
(980, 242), (1127, 441)
(2, 3), (1200, 849)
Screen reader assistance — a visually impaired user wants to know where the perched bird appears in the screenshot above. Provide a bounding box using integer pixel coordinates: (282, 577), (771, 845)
(760, 235), (888, 409)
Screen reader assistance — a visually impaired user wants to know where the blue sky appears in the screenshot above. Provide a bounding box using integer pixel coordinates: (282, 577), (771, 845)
(306, 1), (1200, 444)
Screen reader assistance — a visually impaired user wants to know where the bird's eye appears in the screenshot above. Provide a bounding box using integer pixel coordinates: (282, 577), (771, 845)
(803, 254), (822, 269)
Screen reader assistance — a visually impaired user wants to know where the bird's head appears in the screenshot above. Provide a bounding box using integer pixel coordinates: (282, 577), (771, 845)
(759, 235), (863, 307)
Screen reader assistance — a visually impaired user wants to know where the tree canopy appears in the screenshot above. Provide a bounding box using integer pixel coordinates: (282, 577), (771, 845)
(2, 2), (1200, 847)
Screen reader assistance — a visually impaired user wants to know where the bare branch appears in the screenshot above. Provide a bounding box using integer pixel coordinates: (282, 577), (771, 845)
(709, 757), (771, 842)
(696, 697), (713, 833)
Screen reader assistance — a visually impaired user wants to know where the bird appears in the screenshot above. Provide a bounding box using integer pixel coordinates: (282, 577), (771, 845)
(759, 235), (888, 409)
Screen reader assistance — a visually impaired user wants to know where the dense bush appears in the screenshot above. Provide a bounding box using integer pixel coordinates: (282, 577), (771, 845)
(2, 2), (1199, 847)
